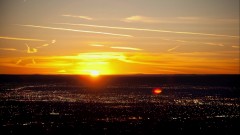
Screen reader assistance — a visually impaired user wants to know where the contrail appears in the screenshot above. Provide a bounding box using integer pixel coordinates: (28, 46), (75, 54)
(32, 59), (36, 64)
(16, 59), (22, 65)
(37, 40), (56, 48)
(0, 36), (45, 41)
(62, 14), (93, 20)
(168, 45), (180, 52)
(26, 44), (37, 53)
(110, 46), (143, 51)
(90, 44), (104, 47)
(19, 25), (132, 37)
(159, 38), (225, 47)
(57, 23), (239, 38)
(42, 44), (49, 47)
(0, 48), (17, 51)
(232, 46), (239, 48)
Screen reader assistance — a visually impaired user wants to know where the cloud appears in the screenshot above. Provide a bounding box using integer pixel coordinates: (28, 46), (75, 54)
(0, 48), (26, 53)
(159, 38), (225, 47)
(232, 46), (239, 49)
(57, 23), (239, 38)
(0, 48), (17, 51)
(62, 14), (93, 20)
(177, 17), (239, 24)
(110, 46), (143, 51)
(123, 16), (159, 23)
(0, 36), (45, 41)
(58, 70), (66, 73)
(1, 51), (238, 74)
(16, 59), (22, 65)
(90, 44), (105, 47)
(19, 24), (132, 37)
(204, 43), (224, 47)
(36, 44), (50, 49)
(32, 59), (36, 64)
(26, 44), (37, 53)
(41, 44), (49, 47)
(89, 44), (142, 51)
(37, 40), (56, 48)
(123, 16), (239, 24)
(52, 40), (56, 44)
(168, 46), (180, 52)
(124, 16), (201, 23)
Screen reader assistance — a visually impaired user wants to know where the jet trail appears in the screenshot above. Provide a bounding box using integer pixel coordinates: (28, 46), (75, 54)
(168, 46), (180, 52)
(57, 23), (239, 38)
(110, 46), (143, 51)
(19, 25), (132, 37)
(26, 44), (37, 53)
(0, 36), (45, 41)
(0, 48), (17, 51)
(16, 59), (22, 65)
(62, 15), (93, 20)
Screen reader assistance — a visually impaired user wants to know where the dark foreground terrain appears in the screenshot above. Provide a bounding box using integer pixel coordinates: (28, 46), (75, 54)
(0, 75), (239, 135)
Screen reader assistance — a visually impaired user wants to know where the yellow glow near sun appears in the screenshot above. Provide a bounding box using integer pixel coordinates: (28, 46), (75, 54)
(90, 70), (100, 77)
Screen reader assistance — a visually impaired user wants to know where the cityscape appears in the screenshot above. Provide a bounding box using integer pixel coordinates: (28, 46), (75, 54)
(0, 75), (239, 134)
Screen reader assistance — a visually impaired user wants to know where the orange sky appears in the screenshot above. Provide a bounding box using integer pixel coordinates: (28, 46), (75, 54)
(0, 0), (239, 75)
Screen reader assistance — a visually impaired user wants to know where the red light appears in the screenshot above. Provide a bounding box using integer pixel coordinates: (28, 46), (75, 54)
(153, 88), (162, 95)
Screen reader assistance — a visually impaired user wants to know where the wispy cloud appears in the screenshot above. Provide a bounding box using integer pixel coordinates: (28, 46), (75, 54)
(62, 14), (93, 20)
(37, 40), (56, 49)
(204, 43), (224, 47)
(110, 46), (143, 51)
(89, 43), (142, 51)
(42, 44), (49, 47)
(123, 16), (159, 23)
(1, 51), (238, 74)
(232, 46), (239, 49)
(32, 59), (36, 64)
(168, 46), (180, 52)
(57, 23), (239, 38)
(90, 44), (105, 47)
(0, 36), (45, 41)
(0, 48), (17, 51)
(16, 59), (22, 65)
(26, 44), (37, 53)
(159, 38), (225, 47)
(52, 40), (56, 44)
(123, 16), (239, 24)
(0, 48), (26, 53)
(19, 24), (132, 37)
(177, 16), (239, 24)
(58, 69), (66, 73)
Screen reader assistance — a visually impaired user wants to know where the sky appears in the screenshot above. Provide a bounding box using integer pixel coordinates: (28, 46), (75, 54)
(0, 0), (239, 75)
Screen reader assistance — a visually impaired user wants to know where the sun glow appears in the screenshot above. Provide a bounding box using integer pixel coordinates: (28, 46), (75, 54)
(90, 70), (100, 77)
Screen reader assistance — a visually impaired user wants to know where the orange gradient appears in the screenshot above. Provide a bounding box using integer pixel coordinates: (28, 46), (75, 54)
(0, 0), (239, 75)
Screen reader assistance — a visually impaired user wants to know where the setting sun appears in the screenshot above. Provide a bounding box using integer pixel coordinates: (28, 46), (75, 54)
(90, 70), (100, 77)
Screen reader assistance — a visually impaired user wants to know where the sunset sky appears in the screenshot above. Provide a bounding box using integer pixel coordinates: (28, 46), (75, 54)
(0, 0), (239, 75)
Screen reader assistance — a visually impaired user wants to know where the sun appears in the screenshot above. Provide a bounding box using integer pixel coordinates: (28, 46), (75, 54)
(90, 70), (100, 77)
